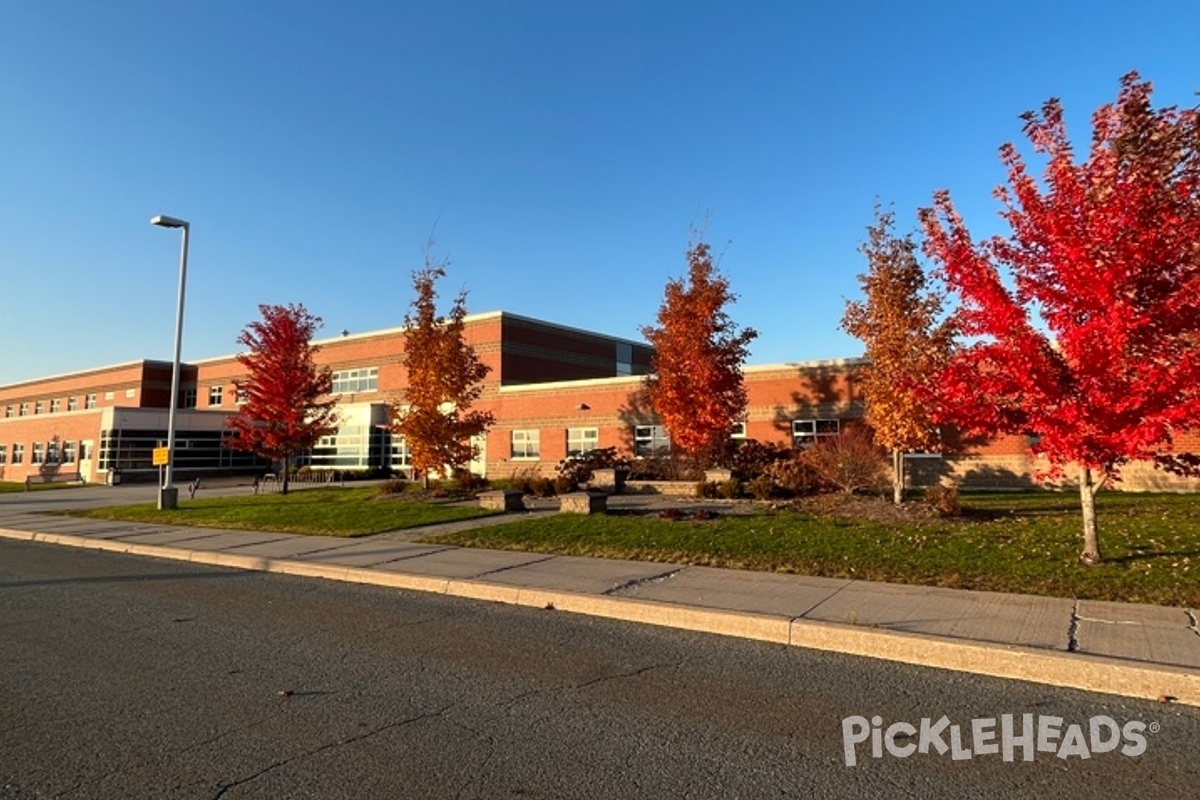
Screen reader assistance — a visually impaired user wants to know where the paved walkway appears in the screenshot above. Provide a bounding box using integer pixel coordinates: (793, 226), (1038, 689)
(2, 486), (1198, 706)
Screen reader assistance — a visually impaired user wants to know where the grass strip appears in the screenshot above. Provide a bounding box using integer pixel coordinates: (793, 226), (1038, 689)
(423, 492), (1200, 607)
(65, 486), (497, 537)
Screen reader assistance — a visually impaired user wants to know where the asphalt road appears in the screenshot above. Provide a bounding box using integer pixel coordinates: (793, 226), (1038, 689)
(2, 539), (1198, 800)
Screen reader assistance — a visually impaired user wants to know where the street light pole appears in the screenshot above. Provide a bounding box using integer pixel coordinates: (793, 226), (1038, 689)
(151, 215), (190, 510)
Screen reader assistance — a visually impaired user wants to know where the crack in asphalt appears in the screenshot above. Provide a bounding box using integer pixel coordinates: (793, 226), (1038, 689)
(1187, 608), (1199, 639)
(208, 705), (453, 799)
(1067, 600), (1080, 652)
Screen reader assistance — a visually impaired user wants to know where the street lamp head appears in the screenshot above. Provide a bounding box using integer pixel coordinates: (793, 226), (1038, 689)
(151, 215), (189, 229)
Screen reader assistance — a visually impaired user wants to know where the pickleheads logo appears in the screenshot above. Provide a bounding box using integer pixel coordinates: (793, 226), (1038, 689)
(842, 714), (1156, 767)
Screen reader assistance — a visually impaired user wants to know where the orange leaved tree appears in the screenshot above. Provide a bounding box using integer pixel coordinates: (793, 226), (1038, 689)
(393, 258), (493, 486)
(642, 240), (757, 463)
(842, 205), (956, 504)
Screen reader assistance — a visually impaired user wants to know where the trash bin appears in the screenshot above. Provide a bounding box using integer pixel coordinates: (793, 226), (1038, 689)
(109, 468), (121, 486)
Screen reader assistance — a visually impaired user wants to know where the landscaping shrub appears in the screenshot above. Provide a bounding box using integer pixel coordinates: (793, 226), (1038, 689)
(762, 458), (823, 497)
(556, 447), (632, 487)
(529, 476), (557, 498)
(728, 439), (793, 480)
(453, 470), (489, 493)
(506, 467), (539, 495)
(748, 474), (777, 501)
(628, 452), (704, 481)
(925, 484), (961, 517)
(717, 478), (743, 499)
(797, 428), (888, 494)
(694, 481), (719, 499)
(378, 477), (408, 496)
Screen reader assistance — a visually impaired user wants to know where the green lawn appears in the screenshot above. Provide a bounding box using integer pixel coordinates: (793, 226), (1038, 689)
(65, 486), (497, 537)
(422, 492), (1200, 608)
(0, 481), (80, 493)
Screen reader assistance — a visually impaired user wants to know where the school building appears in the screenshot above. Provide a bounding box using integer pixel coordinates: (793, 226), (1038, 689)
(2, 310), (1198, 491)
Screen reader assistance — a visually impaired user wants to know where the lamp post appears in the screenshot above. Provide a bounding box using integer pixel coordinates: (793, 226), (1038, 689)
(151, 215), (190, 510)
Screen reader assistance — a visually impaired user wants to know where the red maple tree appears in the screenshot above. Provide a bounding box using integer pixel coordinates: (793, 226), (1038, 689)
(225, 304), (338, 494)
(642, 240), (757, 462)
(920, 72), (1200, 564)
(393, 259), (493, 485)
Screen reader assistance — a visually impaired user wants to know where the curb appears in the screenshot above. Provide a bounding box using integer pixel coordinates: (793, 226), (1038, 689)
(4, 526), (1198, 707)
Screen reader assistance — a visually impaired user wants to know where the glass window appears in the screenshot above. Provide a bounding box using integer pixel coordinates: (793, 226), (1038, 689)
(182, 388), (197, 408)
(85, 394), (96, 409)
(3, 405), (11, 418)
(511, 429), (540, 459)
(12, 444), (24, 464)
(567, 427), (599, 457)
(68, 396), (78, 412)
(792, 418), (840, 449)
(331, 367), (379, 394)
(19, 403), (28, 416)
(0, 444), (6, 465)
(104, 391), (114, 400)
(125, 388), (136, 399)
(634, 425), (670, 457)
(34, 401), (44, 415)
(32, 442), (45, 465)
(731, 421), (747, 439)
(63, 441), (77, 464)
(209, 385), (224, 406)
(47, 441), (60, 464)
(50, 398), (61, 413)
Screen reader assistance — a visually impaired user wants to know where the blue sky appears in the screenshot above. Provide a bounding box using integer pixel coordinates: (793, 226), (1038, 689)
(3, 1), (1199, 385)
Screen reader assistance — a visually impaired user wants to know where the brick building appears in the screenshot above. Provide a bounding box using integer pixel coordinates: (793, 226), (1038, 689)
(2, 310), (1197, 491)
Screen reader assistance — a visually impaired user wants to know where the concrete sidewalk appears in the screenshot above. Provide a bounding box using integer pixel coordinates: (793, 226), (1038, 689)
(1, 500), (1198, 706)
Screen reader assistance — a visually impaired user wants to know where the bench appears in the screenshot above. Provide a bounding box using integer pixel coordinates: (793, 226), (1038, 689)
(25, 472), (83, 490)
(558, 491), (607, 514)
(479, 490), (525, 512)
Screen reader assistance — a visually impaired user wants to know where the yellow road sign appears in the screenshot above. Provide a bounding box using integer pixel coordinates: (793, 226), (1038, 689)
(152, 447), (170, 466)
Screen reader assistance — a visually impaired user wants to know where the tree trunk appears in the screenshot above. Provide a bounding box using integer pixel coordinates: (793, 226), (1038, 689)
(892, 448), (904, 505)
(1079, 465), (1102, 565)
(281, 459), (290, 496)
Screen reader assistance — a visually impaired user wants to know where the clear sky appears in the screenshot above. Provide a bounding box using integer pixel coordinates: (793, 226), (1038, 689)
(3, 1), (1199, 386)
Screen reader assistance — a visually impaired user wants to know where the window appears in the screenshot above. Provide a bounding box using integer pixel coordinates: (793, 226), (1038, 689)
(12, 444), (24, 465)
(47, 441), (60, 464)
(34, 401), (44, 415)
(0, 445), (6, 465)
(3, 405), (11, 418)
(511, 429), (540, 459)
(731, 421), (748, 439)
(331, 367), (379, 394)
(634, 425), (670, 457)
(182, 388), (197, 408)
(616, 343), (633, 377)
(235, 387), (249, 405)
(67, 396), (78, 412)
(63, 441), (77, 464)
(792, 418), (840, 449)
(567, 427), (599, 457)
(125, 388), (136, 399)
(80, 442), (92, 461)
(50, 398), (61, 413)
(19, 403), (28, 417)
(85, 394), (96, 409)
(32, 442), (44, 465)
(104, 391), (114, 400)
(209, 385), (224, 406)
